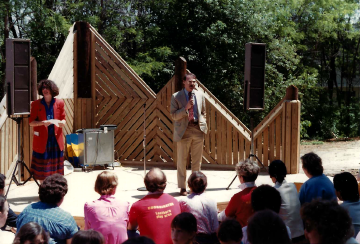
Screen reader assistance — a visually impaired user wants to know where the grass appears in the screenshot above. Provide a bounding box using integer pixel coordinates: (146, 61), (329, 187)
(300, 140), (324, 145)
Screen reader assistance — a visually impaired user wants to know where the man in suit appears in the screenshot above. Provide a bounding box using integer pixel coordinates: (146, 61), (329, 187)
(170, 73), (207, 196)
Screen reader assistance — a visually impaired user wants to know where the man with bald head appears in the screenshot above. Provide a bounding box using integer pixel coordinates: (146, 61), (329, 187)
(128, 168), (181, 244)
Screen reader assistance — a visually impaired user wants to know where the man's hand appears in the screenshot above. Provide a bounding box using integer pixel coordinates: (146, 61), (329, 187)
(185, 97), (194, 110)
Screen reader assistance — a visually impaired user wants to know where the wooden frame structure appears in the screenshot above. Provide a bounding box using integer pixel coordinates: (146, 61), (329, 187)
(0, 22), (301, 177)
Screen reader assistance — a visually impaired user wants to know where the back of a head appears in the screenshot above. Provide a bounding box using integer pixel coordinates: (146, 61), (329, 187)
(247, 209), (291, 244)
(0, 195), (6, 213)
(268, 160), (287, 184)
(188, 171), (207, 194)
(235, 159), (260, 182)
(217, 219), (243, 243)
(144, 168), (167, 193)
(122, 236), (155, 244)
(94, 171), (118, 195)
(301, 152), (323, 176)
(0, 173), (5, 190)
(333, 172), (359, 202)
(71, 230), (104, 244)
(301, 200), (353, 244)
(13, 222), (50, 244)
(171, 212), (197, 233)
(251, 184), (281, 213)
(39, 174), (68, 205)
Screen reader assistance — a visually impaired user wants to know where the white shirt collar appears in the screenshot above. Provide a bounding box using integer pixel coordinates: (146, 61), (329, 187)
(238, 181), (256, 190)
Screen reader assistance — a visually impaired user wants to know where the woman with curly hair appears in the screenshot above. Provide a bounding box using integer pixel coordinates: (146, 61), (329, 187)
(17, 174), (79, 244)
(178, 171), (218, 244)
(29, 79), (66, 182)
(13, 222), (49, 244)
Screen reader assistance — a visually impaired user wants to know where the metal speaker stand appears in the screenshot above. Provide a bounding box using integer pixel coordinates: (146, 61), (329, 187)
(5, 117), (39, 197)
(137, 103), (147, 191)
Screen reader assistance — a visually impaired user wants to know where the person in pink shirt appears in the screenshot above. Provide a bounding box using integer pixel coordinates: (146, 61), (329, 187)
(84, 171), (129, 244)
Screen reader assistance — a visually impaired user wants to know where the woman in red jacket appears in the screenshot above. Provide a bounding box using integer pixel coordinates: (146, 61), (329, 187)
(29, 79), (66, 182)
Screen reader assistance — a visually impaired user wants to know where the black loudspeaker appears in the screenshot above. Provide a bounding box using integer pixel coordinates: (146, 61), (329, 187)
(6, 39), (31, 116)
(244, 43), (266, 110)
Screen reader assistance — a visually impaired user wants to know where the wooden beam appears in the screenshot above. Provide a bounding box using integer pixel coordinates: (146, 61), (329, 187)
(174, 57), (187, 92)
(285, 85), (298, 100)
(30, 57), (37, 101)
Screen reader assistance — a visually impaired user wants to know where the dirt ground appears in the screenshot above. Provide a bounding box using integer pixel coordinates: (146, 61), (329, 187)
(299, 138), (360, 177)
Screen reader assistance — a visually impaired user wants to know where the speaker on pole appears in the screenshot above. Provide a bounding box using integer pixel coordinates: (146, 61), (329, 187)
(244, 43), (266, 110)
(6, 38), (31, 116)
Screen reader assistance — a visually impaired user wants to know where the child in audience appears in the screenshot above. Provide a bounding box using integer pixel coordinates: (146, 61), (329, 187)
(334, 172), (360, 237)
(122, 236), (155, 244)
(71, 230), (104, 244)
(269, 160), (305, 242)
(13, 222), (50, 244)
(217, 219), (243, 244)
(84, 171), (129, 244)
(299, 152), (336, 205)
(171, 212), (198, 244)
(247, 210), (291, 244)
(301, 200), (357, 244)
(218, 159), (259, 227)
(0, 195), (14, 244)
(179, 171), (218, 243)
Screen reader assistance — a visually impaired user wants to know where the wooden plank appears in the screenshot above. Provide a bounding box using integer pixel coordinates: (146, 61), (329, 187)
(210, 105), (216, 159)
(166, 82), (172, 112)
(202, 150), (216, 164)
(96, 67), (122, 96)
(245, 140), (251, 159)
(1, 122), (5, 174)
(8, 119), (13, 172)
(233, 131), (239, 165)
(227, 122), (232, 165)
(275, 116), (281, 160)
(106, 98), (132, 125)
(269, 121), (275, 163)
(73, 28), (78, 130)
(290, 101), (300, 174)
(205, 101), (210, 154)
(257, 135), (262, 164)
(129, 128), (157, 160)
(263, 127), (269, 166)
(87, 98), (92, 128)
(23, 118), (30, 179)
(222, 116), (227, 165)
(285, 102), (292, 173)
(239, 134), (245, 161)
(75, 99), (82, 131)
(91, 32), (96, 128)
(98, 97), (126, 126)
(4, 119), (9, 174)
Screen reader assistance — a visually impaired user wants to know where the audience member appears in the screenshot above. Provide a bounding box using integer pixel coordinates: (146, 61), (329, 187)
(299, 152), (336, 205)
(301, 200), (357, 244)
(13, 222), (50, 244)
(17, 174), (79, 244)
(217, 219), (243, 244)
(242, 184), (291, 244)
(218, 159), (259, 227)
(128, 168), (181, 244)
(171, 212), (197, 244)
(334, 172), (360, 237)
(0, 195), (14, 244)
(84, 171), (129, 244)
(269, 160), (305, 242)
(179, 171), (218, 243)
(122, 236), (155, 244)
(71, 230), (104, 244)
(0, 173), (17, 229)
(247, 210), (291, 244)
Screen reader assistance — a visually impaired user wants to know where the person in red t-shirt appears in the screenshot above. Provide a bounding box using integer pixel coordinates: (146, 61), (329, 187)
(218, 159), (260, 227)
(128, 168), (181, 244)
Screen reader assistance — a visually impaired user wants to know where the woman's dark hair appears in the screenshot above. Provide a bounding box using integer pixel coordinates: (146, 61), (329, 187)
(217, 219), (243, 243)
(251, 184), (282, 213)
(247, 210), (291, 244)
(333, 172), (359, 202)
(301, 152), (323, 176)
(39, 174), (68, 205)
(13, 222), (50, 244)
(122, 236), (155, 244)
(37, 79), (59, 97)
(0, 195), (6, 213)
(269, 160), (287, 184)
(171, 212), (197, 233)
(301, 200), (353, 244)
(71, 230), (104, 244)
(188, 171), (207, 194)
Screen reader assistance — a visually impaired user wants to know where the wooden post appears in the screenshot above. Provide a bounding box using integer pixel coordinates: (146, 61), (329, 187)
(290, 100), (301, 173)
(91, 31), (96, 128)
(73, 27), (78, 131)
(175, 57), (187, 92)
(30, 57), (37, 101)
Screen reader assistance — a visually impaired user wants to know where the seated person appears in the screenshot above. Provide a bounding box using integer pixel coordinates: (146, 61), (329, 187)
(13, 222), (50, 244)
(218, 159), (259, 227)
(171, 212), (197, 244)
(128, 168), (181, 244)
(84, 171), (129, 244)
(122, 236), (155, 244)
(334, 172), (360, 237)
(247, 210), (291, 244)
(17, 174), (79, 244)
(179, 171), (218, 244)
(0, 173), (17, 229)
(269, 160), (304, 241)
(299, 152), (336, 205)
(0, 195), (15, 244)
(242, 184), (291, 244)
(71, 230), (104, 244)
(301, 200), (357, 244)
(217, 219), (243, 244)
